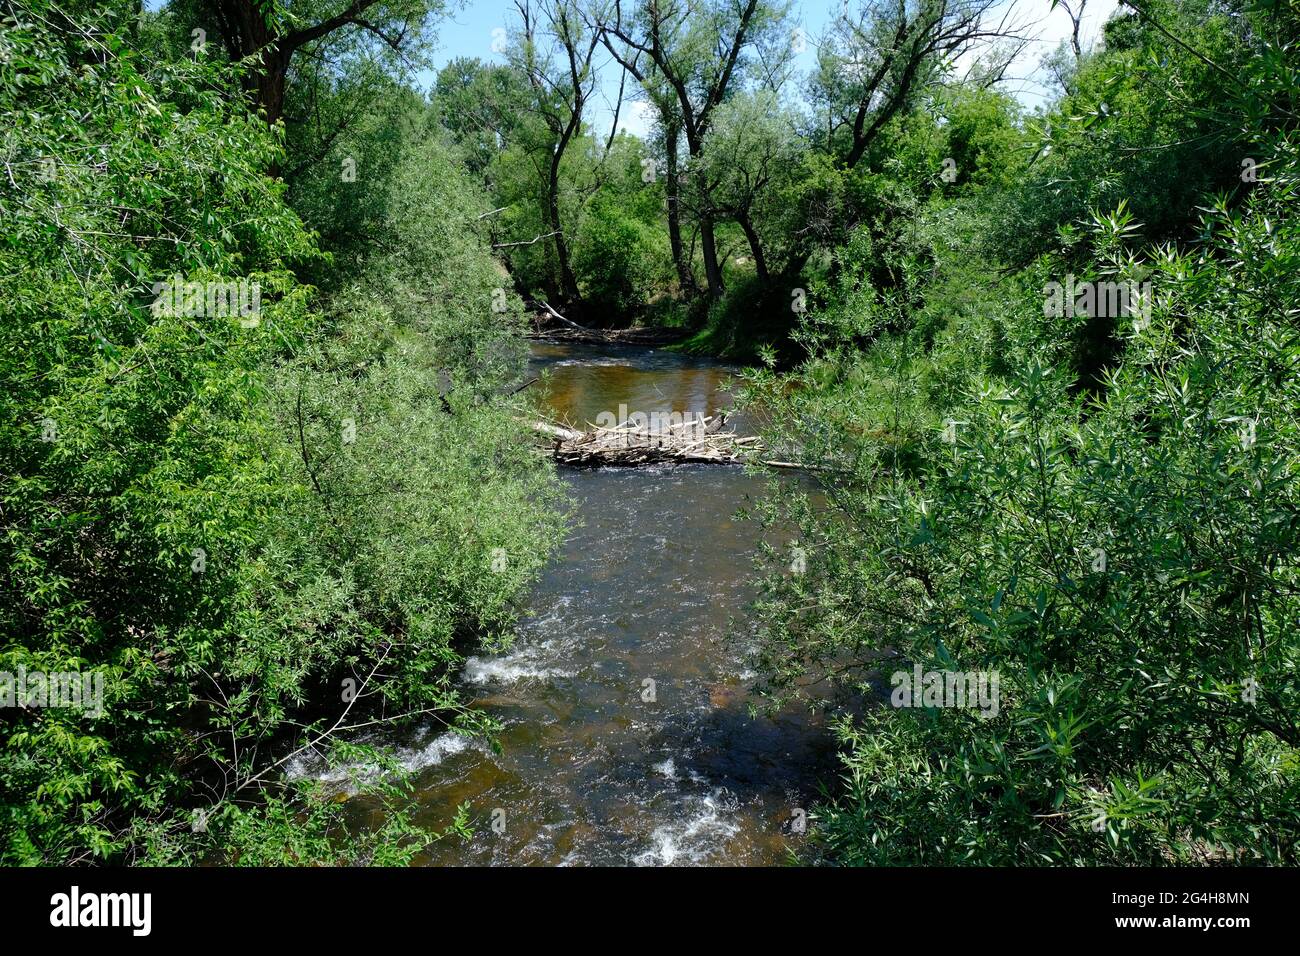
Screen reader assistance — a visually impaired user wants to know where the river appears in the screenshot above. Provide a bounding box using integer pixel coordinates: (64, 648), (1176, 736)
(293, 341), (836, 865)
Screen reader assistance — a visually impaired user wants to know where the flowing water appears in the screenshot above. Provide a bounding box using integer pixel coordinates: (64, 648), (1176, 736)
(295, 341), (836, 865)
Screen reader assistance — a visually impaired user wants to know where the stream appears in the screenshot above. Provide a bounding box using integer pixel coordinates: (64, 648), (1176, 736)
(294, 341), (836, 865)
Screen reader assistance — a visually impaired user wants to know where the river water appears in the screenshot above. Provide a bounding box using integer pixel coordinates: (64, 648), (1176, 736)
(296, 341), (836, 865)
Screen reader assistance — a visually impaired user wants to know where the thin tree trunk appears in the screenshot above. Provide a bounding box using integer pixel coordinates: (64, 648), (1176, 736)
(736, 211), (768, 282)
(547, 156), (579, 303)
(682, 127), (724, 300)
(663, 124), (696, 297)
(698, 215), (725, 299)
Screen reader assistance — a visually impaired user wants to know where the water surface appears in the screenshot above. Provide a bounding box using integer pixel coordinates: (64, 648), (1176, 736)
(299, 341), (835, 865)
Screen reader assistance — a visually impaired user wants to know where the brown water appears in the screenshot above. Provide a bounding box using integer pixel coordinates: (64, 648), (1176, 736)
(294, 341), (836, 865)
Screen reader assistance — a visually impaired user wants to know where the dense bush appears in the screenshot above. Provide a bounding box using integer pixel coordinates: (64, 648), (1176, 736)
(0, 1), (563, 865)
(740, 2), (1300, 864)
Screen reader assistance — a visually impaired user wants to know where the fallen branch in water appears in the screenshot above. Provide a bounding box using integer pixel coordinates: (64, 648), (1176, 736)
(526, 301), (690, 346)
(505, 377), (539, 397)
(527, 413), (741, 465)
(531, 420), (583, 442)
(533, 300), (585, 329)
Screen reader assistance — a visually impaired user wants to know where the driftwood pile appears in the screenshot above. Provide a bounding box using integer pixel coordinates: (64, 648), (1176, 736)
(531, 413), (762, 466)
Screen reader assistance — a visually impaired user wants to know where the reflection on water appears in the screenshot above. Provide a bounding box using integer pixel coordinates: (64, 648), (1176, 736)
(303, 341), (836, 865)
(529, 341), (742, 429)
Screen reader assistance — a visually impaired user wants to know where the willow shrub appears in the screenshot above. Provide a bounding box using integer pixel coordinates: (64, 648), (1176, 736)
(741, 123), (1300, 863)
(1, 2), (563, 864)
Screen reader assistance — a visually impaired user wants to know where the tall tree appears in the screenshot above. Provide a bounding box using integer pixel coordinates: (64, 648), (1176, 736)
(811, 0), (1020, 168)
(596, 54), (698, 297)
(201, 0), (434, 126)
(691, 89), (800, 282)
(511, 0), (600, 304)
(599, 0), (790, 300)
(433, 57), (532, 179)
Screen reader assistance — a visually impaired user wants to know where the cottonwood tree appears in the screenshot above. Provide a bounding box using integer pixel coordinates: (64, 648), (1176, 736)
(598, 0), (792, 300)
(811, 0), (1024, 168)
(1041, 0), (1089, 94)
(197, 0), (436, 126)
(1059, 0), (1088, 60)
(507, 0), (602, 304)
(596, 51), (730, 299)
(621, 69), (699, 296)
(434, 57), (533, 179)
(691, 90), (801, 282)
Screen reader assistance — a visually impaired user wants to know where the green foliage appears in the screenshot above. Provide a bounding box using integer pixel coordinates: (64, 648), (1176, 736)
(692, 90), (804, 276)
(7, 0), (1299, 871)
(1, 0), (563, 865)
(433, 57), (532, 179)
(987, 0), (1253, 267)
(740, 3), (1300, 864)
(569, 135), (677, 315)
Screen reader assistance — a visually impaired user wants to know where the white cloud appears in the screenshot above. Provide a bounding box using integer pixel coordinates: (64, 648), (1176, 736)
(994, 0), (1122, 107)
(620, 99), (657, 139)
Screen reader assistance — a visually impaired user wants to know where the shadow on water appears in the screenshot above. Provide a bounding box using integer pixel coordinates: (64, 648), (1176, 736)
(300, 341), (839, 865)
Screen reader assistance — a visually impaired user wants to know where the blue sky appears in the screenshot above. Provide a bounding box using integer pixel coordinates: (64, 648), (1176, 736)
(145, 0), (1121, 133)
(424, 0), (1120, 135)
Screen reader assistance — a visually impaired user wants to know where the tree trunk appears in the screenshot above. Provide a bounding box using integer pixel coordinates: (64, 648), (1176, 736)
(682, 126), (724, 300)
(213, 0), (286, 124)
(736, 210), (768, 282)
(547, 156), (579, 303)
(699, 214), (725, 299)
(257, 48), (290, 126)
(663, 124), (696, 296)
